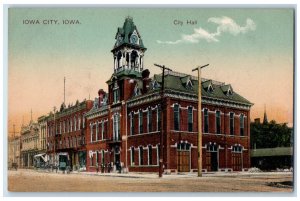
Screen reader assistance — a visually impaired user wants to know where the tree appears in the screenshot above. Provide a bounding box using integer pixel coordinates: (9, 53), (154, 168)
(250, 120), (292, 149)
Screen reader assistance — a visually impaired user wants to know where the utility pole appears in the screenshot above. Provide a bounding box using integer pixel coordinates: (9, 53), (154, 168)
(154, 63), (172, 178)
(192, 64), (209, 177)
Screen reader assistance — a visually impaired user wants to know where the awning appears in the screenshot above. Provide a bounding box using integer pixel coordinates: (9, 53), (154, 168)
(34, 153), (47, 162)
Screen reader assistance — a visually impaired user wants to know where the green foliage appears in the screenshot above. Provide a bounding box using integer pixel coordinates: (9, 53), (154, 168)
(250, 120), (292, 149)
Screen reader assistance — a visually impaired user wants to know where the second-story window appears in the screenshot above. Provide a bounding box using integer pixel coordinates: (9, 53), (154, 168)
(90, 123), (93, 143)
(240, 114), (244, 136)
(216, 111), (221, 134)
(188, 106), (193, 132)
(147, 108), (152, 133)
(78, 116), (81, 130)
(174, 104), (180, 131)
(204, 109), (209, 133)
(74, 116), (77, 131)
(230, 112), (235, 135)
(113, 113), (120, 141)
(113, 82), (119, 103)
(157, 105), (161, 131)
(130, 112), (134, 135)
(139, 110), (143, 134)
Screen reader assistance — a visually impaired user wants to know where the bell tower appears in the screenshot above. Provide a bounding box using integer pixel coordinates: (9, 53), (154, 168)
(111, 16), (147, 74)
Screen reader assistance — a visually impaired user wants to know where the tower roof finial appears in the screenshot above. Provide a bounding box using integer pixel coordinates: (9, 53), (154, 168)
(263, 104), (268, 124)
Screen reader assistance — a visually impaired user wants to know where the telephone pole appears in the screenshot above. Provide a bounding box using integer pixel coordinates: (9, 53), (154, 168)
(154, 63), (172, 178)
(192, 64), (209, 177)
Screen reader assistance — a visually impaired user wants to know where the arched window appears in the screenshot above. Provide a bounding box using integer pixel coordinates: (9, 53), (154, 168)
(131, 147), (135, 165)
(177, 142), (191, 151)
(230, 112), (235, 135)
(139, 146), (143, 165)
(188, 106), (193, 132)
(139, 110), (143, 134)
(207, 143), (218, 152)
(204, 109), (209, 133)
(148, 145), (153, 165)
(147, 108), (152, 133)
(216, 111), (221, 134)
(240, 114), (245, 136)
(174, 104), (180, 131)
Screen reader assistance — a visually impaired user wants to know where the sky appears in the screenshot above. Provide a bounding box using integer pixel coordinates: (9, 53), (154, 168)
(7, 8), (294, 135)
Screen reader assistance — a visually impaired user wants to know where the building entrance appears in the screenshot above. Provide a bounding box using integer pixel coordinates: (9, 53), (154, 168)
(177, 142), (191, 172)
(206, 143), (218, 171)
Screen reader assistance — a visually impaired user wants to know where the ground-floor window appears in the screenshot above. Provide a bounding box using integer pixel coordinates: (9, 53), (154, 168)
(139, 146), (143, 165)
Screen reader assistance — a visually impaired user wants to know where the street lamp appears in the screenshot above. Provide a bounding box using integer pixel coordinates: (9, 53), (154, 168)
(192, 64), (209, 177)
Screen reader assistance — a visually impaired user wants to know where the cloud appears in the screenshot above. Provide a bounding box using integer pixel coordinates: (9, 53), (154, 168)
(157, 16), (256, 45)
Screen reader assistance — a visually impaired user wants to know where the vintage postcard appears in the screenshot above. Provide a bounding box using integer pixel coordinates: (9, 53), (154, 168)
(6, 6), (294, 193)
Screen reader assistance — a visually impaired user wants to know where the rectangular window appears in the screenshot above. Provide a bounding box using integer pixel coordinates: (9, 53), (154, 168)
(90, 124), (93, 142)
(101, 121), (104, 140)
(139, 146), (143, 165)
(230, 112), (234, 135)
(130, 112), (134, 135)
(188, 106), (193, 132)
(157, 105), (161, 131)
(240, 114), (244, 136)
(216, 111), (221, 134)
(113, 87), (119, 103)
(90, 155), (94, 166)
(113, 114), (120, 141)
(204, 109), (209, 133)
(101, 150), (105, 165)
(174, 104), (180, 131)
(139, 110), (143, 134)
(148, 109), (152, 133)
(131, 147), (135, 165)
(148, 145), (152, 165)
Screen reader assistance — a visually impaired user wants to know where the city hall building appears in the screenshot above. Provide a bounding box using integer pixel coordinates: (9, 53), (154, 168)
(84, 17), (253, 173)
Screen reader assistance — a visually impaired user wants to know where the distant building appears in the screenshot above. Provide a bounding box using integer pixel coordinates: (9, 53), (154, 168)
(37, 115), (48, 154)
(8, 136), (21, 168)
(20, 121), (39, 168)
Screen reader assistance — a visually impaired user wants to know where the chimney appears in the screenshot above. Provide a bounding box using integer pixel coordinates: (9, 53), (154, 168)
(142, 69), (151, 94)
(98, 89), (106, 107)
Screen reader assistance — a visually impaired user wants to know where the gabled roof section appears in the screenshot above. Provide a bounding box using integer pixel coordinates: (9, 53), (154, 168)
(149, 71), (252, 105)
(221, 84), (234, 96)
(180, 75), (193, 89)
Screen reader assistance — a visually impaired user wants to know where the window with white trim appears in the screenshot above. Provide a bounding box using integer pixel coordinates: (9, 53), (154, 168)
(157, 105), (161, 131)
(130, 112), (134, 135)
(204, 109), (209, 133)
(216, 111), (221, 134)
(174, 104), (180, 131)
(188, 106), (193, 132)
(131, 147), (135, 165)
(148, 145), (153, 165)
(240, 114), (244, 136)
(230, 112), (234, 135)
(139, 146), (143, 165)
(139, 110), (143, 134)
(147, 108), (152, 133)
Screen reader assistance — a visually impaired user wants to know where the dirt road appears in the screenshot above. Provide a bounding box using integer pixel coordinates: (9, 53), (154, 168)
(7, 169), (293, 192)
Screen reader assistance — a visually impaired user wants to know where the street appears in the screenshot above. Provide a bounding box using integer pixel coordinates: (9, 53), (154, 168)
(8, 169), (293, 192)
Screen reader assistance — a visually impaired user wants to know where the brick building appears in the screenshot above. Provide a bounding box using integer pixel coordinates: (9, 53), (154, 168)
(84, 17), (253, 173)
(46, 100), (93, 170)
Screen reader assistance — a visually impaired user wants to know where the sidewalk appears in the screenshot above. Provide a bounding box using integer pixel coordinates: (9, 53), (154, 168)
(69, 169), (293, 179)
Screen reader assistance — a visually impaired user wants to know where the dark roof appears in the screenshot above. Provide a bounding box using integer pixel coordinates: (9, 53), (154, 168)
(112, 17), (146, 52)
(151, 71), (252, 105)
